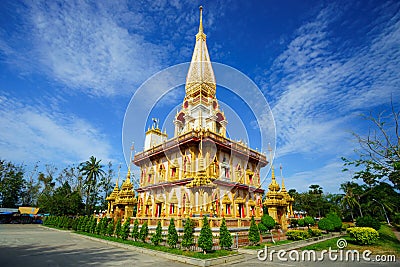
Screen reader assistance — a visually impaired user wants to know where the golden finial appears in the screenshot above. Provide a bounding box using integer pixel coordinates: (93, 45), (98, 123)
(199, 6), (203, 34)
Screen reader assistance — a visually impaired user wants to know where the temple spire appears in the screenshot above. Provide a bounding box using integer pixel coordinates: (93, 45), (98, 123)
(198, 6), (204, 34)
(185, 6), (216, 100)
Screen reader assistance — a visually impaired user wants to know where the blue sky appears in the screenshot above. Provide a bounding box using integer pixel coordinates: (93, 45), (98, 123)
(0, 0), (399, 193)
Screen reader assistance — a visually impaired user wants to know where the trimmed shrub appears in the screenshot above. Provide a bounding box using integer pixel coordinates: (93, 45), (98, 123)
(151, 221), (163, 246)
(258, 215), (275, 233)
(347, 227), (379, 245)
(198, 216), (213, 253)
(304, 216), (315, 228)
(167, 218), (178, 248)
(308, 228), (322, 237)
(106, 219), (115, 236)
(341, 223), (350, 231)
(355, 216), (381, 231)
(298, 218), (305, 227)
(219, 217), (232, 250)
(326, 212), (342, 232)
(286, 230), (310, 240)
(139, 222), (149, 242)
(182, 218), (195, 250)
(248, 216), (260, 245)
(115, 218), (122, 238)
(318, 218), (334, 232)
(131, 219), (139, 241)
(121, 219), (131, 240)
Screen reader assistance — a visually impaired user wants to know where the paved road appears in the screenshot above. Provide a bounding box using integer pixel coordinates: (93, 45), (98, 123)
(0, 224), (189, 267)
(0, 224), (397, 266)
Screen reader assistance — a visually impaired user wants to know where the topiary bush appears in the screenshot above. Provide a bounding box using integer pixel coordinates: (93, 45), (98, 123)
(286, 230), (310, 240)
(308, 228), (322, 237)
(248, 216), (260, 245)
(355, 216), (381, 231)
(182, 218), (195, 250)
(326, 212), (342, 232)
(151, 221), (163, 246)
(121, 219), (131, 240)
(258, 215), (276, 233)
(106, 219), (115, 236)
(139, 222), (149, 242)
(131, 219), (139, 241)
(304, 216), (315, 228)
(115, 218), (122, 238)
(198, 216), (213, 253)
(318, 218), (334, 232)
(167, 218), (178, 248)
(347, 227), (379, 245)
(219, 217), (232, 250)
(298, 218), (305, 227)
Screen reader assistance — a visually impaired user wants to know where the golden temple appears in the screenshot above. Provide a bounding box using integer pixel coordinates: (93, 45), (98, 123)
(107, 7), (293, 231)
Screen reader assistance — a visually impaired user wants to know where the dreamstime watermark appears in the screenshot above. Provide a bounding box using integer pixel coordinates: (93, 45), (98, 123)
(257, 238), (396, 263)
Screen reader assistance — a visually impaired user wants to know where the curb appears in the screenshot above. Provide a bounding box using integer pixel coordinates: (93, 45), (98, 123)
(73, 233), (244, 267)
(42, 226), (244, 266)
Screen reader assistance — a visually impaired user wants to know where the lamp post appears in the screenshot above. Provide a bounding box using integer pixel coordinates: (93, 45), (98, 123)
(372, 199), (391, 226)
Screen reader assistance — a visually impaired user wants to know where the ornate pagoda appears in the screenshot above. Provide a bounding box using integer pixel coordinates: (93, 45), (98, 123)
(106, 150), (137, 221)
(108, 7), (294, 230)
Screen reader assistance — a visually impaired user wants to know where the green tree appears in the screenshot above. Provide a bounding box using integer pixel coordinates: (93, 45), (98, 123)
(139, 222), (149, 242)
(304, 216), (315, 229)
(106, 219), (115, 236)
(115, 218), (122, 238)
(248, 216), (260, 245)
(167, 218), (178, 248)
(181, 218), (194, 250)
(98, 162), (114, 211)
(326, 212), (342, 231)
(318, 218), (334, 232)
(219, 217), (232, 250)
(198, 216), (213, 253)
(151, 221), (163, 245)
(131, 219), (139, 241)
(340, 181), (363, 221)
(298, 218), (305, 227)
(356, 215), (381, 230)
(258, 214), (275, 233)
(79, 156), (105, 215)
(0, 160), (25, 208)
(342, 105), (400, 189)
(121, 219), (131, 240)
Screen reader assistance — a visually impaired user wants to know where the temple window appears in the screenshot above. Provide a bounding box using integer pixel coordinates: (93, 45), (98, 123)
(170, 204), (175, 214)
(249, 174), (253, 184)
(148, 174), (152, 183)
(171, 167), (176, 178)
(226, 204), (231, 215)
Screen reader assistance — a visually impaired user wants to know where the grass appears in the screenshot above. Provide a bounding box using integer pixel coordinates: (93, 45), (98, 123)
(75, 231), (236, 259)
(300, 224), (400, 256)
(244, 240), (292, 249)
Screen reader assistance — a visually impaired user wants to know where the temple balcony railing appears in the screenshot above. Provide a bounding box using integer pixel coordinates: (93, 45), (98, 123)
(134, 129), (267, 165)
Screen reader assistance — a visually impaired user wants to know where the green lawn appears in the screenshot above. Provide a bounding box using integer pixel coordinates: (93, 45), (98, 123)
(77, 231), (236, 259)
(301, 225), (400, 256)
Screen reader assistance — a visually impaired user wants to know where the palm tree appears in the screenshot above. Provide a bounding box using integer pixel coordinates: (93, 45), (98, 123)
(340, 182), (362, 221)
(79, 156), (105, 215)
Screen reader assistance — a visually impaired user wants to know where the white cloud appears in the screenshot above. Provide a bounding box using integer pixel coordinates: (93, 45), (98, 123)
(262, 2), (400, 160)
(0, 0), (232, 97)
(0, 93), (113, 164)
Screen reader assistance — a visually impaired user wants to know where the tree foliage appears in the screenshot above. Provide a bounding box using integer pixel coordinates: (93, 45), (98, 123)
(342, 105), (400, 189)
(167, 218), (178, 248)
(79, 156), (105, 215)
(0, 160), (25, 208)
(181, 218), (194, 250)
(248, 216), (260, 245)
(219, 217), (232, 250)
(198, 216), (213, 253)
(131, 219), (139, 241)
(121, 219), (131, 240)
(139, 222), (149, 242)
(151, 221), (163, 246)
